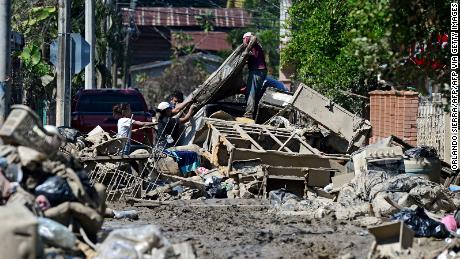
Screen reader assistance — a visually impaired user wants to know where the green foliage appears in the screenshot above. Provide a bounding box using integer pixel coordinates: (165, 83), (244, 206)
(11, 0), (124, 106)
(20, 44), (42, 68)
(195, 12), (215, 32)
(172, 31), (195, 58)
(139, 57), (210, 107)
(283, 0), (450, 114)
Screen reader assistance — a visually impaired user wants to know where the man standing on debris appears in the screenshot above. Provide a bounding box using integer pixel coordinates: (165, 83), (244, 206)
(113, 103), (156, 154)
(156, 101), (196, 149)
(243, 32), (267, 119)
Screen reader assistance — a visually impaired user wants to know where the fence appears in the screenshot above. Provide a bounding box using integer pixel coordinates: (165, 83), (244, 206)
(417, 94), (450, 162)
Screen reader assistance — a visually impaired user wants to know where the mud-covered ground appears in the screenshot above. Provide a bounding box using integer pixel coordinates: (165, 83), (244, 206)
(103, 199), (446, 259)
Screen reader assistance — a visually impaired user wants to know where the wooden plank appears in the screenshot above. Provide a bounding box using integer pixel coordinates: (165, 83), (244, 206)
(277, 131), (295, 151)
(234, 124), (264, 150)
(263, 128), (293, 153)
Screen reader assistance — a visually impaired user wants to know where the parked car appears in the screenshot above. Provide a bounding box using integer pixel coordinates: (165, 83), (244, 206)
(71, 88), (155, 148)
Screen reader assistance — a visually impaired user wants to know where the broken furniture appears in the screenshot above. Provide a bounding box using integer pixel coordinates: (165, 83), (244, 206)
(80, 154), (153, 201)
(352, 146), (405, 177)
(256, 88), (295, 124)
(289, 84), (372, 153)
(193, 118), (343, 174)
(368, 221), (414, 256)
(262, 166), (336, 198)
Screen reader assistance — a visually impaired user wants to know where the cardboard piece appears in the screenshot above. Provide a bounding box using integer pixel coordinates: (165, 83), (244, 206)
(332, 173), (355, 189)
(368, 221), (414, 255)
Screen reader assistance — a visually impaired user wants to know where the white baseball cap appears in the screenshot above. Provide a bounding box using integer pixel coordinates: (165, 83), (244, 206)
(157, 101), (171, 111)
(243, 32), (253, 38)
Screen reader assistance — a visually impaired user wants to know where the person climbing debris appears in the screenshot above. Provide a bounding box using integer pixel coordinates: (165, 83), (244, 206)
(242, 32), (267, 119)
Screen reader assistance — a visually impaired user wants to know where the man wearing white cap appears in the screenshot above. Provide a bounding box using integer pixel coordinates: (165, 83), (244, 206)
(242, 32), (267, 119)
(156, 101), (196, 148)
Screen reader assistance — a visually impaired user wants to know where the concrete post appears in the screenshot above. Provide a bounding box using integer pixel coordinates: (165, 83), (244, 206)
(0, 0), (11, 124)
(85, 0), (95, 89)
(56, 0), (71, 126)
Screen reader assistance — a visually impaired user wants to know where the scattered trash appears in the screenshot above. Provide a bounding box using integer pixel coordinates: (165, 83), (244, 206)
(368, 221), (414, 256)
(391, 207), (450, 238)
(113, 210), (139, 220)
(269, 189), (301, 210)
(96, 225), (170, 258)
(441, 215), (458, 232)
(405, 146), (438, 159)
(205, 176), (227, 198)
(37, 217), (76, 249)
(35, 176), (75, 207)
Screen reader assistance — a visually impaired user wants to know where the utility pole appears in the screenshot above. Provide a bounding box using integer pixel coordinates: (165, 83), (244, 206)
(122, 0), (136, 89)
(85, 0), (95, 89)
(56, 0), (71, 126)
(0, 0), (11, 125)
(279, 0), (293, 91)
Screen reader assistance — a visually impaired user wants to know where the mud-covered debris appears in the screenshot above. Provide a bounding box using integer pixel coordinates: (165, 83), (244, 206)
(97, 224), (196, 259)
(391, 207), (450, 238)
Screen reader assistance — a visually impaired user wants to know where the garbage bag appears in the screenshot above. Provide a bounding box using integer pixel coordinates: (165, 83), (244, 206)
(269, 189), (301, 210)
(405, 146), (438, 159)
(205, 176), (227, 198)
(75, 170), (98, 202)
(58, 127), (81, 143)
(35, 176), (75, 206)
(96, 225), (169, 259)
(38, 217), (76, 249)
(391, 207), (450, 238)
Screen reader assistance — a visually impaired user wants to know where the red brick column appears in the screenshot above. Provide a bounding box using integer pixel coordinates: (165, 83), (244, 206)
(369, 90), (419, 145)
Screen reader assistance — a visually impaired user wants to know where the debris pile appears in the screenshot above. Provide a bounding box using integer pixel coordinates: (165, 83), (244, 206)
(0, 105), (195, 258)
(0, 41), (455, 258)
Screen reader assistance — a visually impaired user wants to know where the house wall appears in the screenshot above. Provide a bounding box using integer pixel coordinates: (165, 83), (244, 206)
(130, 27), (171, 66)
(369, 90), (419, 145)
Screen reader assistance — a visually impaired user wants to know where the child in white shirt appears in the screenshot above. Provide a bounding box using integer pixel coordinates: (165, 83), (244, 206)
(112, 103), (155, 154)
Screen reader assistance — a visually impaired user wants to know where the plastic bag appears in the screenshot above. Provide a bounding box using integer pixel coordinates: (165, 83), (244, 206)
(58, 127), (81, 143)
(405, 146), (438, 159)
(96, 225), (169, 259)
(391, 207), (450, 238)
(269, 189), (301, 210)
(38, 217), (76, 249)
(75, 170), (98, 201)
(35, 176), (75, 206)
(205, 176), (227, 198)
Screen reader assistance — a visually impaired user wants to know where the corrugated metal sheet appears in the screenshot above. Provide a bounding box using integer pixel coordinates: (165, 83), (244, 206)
(122, 7), (251, 28)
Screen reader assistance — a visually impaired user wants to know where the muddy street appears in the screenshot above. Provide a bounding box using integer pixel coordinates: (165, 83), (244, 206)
(105, 199), (373, 258)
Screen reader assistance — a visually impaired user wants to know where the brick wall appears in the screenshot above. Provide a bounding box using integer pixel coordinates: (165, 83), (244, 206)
(369, 90), (419, 145)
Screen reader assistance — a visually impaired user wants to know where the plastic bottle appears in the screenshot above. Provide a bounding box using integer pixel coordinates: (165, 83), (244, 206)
(113, 210), (139, 220)
(38, 217), (76, 249)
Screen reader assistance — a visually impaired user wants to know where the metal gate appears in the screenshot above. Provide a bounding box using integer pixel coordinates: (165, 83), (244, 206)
(417, 94), (450, 162)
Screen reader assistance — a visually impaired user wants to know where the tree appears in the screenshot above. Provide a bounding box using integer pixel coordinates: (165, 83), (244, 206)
(136, 56), (210, 106)
(282, 0), (450, 114)
(11, 0), (124, 109)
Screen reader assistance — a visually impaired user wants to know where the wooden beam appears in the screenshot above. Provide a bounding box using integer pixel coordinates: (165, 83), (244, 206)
(277, 131), (296, 151)
(234, 124), (265, 150)
(263, 128), (293, 153)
